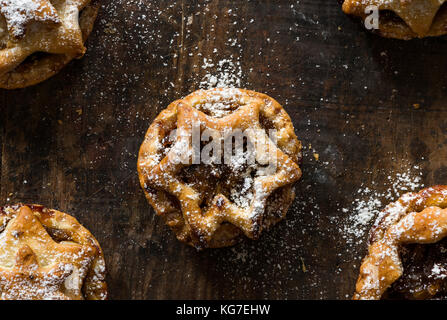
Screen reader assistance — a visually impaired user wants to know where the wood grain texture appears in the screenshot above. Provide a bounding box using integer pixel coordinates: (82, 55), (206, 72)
(0, 0), (446, 299)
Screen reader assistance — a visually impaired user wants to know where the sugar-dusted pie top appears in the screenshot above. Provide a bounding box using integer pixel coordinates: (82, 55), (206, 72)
(0, 205), (107, 300)
(138, 88), (302, 249)
(0, 0), (95, 86)
(0, 0), (60, 38)
(354, 186), (447, 300)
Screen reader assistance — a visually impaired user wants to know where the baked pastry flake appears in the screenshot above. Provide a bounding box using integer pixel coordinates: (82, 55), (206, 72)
(0, 0), (99, 89)
(138, 88), (302, 249)
(342, 0), (447, 39)
(354, 186), (447, 300)
(0, 204), (107, 300)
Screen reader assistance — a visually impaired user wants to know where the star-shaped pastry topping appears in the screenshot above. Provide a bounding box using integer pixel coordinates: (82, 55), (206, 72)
(0, 0), (92, 76)
(0, 206), (99, 300)
(140, 89), (302, 249)
(343, 0), (446, 37)
(0, 245), (74, 300)
(0, 0), (60, 38)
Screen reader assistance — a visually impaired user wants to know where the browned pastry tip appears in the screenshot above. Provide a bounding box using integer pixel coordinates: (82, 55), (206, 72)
(138, 88), (302, 250)
(354, 186), (447, 300)
(0, 204), (107, 300)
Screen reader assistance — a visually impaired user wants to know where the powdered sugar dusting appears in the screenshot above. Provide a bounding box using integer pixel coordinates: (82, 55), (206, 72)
(196, 87), (244, 117)
(0, 0), (59, 38)
(199, 14), (246, 89)
(229, 168), (254, 210)
(200, 57), (243, 89)
(342, 164), (424, 244)
(431, 263), (447, 280)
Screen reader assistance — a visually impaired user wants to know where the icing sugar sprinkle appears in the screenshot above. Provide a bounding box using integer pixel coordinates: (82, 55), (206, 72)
(431, 263), (447, 280)
(199, 28), (245, 89)
(200, 58), (243, 89)
(342, 165), (424, 244)
(0, 0), (59, 37)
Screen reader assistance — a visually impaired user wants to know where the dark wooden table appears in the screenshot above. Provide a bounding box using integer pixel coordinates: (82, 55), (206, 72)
(1, 0), (446, 300)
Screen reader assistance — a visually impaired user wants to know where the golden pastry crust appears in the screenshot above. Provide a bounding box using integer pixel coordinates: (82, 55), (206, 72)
(0, 204), (107, 300)
(342, 0), (447, 39)
(354, 186), (447, 300)
(0, 0), (99, 89)
(138, 88), (302, 250)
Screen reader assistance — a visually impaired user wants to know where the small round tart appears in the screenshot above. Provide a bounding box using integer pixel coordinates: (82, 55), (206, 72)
(354, 186), (447, 300)
(342, 0), (447, 40)
(138, 88), (302, 250)
(0, 0), (99, 89)
(0, 204), (107, 300)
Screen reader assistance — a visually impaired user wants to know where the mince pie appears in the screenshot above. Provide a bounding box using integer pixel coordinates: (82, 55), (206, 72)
(137, 88), (302, 250)
(354, 186), (447, 300)
(0, 0), (99, 89)
(0, 204), (107, 300)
